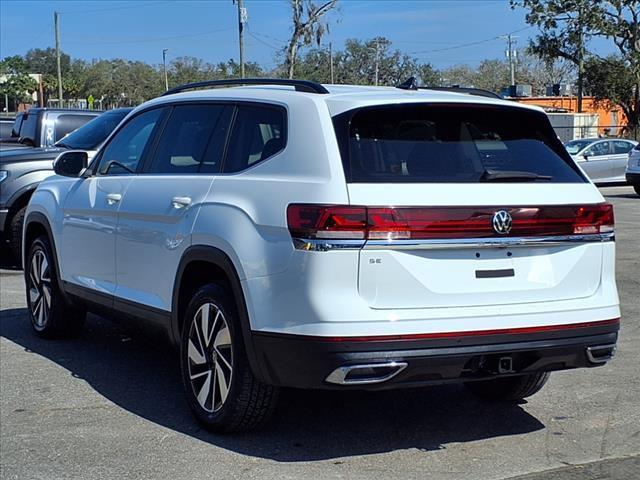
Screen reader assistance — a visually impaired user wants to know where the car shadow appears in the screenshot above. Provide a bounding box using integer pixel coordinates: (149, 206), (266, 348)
(0, 308), (545, 462)
(0, 247), (21, 270)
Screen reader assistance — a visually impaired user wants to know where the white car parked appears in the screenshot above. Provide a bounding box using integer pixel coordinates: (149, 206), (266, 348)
(625, 142), (640, 195)
(23, 79), (620, 432)
(565, 137), (637, 184)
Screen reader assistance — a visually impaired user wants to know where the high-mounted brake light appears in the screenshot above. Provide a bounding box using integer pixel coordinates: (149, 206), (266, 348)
(287, 203), (614, 241)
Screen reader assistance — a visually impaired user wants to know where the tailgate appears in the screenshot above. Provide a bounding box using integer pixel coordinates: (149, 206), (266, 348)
(349, 184), (610, 310)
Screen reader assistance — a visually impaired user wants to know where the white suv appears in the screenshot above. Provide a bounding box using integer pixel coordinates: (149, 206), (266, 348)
(23, 79), (620, 432)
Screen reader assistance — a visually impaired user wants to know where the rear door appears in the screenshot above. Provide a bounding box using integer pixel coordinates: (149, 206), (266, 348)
(114, 103), (232, 313)
(611, 140), (636, 181)
(333, 103), (609, 310)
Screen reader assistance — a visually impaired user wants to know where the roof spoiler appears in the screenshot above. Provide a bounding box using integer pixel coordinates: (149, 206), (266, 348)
(396, 77), (502, 99)
(162, 78), (330, 96)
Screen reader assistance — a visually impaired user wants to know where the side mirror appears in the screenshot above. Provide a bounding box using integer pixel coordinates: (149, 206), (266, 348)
(582, 154), (589, 161)
(54, 150), (88, 177)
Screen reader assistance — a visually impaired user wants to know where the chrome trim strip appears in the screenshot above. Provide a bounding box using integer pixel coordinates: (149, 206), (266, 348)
(586, 344), (617, 364)
(325, 362), (408, 385)
(363, 233), (615, 250)
(292, 233), (614, 251)
(292, 238), (365, 251)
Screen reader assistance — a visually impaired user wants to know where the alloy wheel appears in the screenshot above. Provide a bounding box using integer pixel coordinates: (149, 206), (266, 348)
(187, 302), (233, 413)
(29, 250), (52, 330)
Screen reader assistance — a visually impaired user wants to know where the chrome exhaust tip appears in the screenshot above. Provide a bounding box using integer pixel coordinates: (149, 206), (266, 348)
(325, 361), (408, 385)
(586, 344), (617, 364)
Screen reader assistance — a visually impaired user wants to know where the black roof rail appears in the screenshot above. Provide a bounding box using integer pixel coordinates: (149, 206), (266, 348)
(396, 77), (502, 99)
(161, 78), (330, 96)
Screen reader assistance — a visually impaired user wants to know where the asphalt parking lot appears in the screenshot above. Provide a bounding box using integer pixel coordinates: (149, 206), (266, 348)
(1, 186), (638, 480)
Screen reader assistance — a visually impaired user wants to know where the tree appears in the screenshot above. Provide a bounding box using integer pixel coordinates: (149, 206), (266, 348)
(511, 0), (595, 110)
(0, 56), (38, 110)
(513, 0), (639, 113)
(284, 0), (338, 79)
(584, 56), (639, 138)
(440, 64), (476, 88)
(416, 63), (441, 87)
(25, 48), (71, 101)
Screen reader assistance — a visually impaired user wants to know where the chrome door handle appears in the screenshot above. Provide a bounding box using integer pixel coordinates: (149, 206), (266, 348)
(171, 196), (192, 209)
(106, 193), (122, 205)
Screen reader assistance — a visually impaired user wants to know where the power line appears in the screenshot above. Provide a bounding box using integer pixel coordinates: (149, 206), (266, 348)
(246, 29), (281, 51)
(408, 26), (534, 55)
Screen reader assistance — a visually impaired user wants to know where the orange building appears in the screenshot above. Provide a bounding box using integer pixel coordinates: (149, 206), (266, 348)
(509, 96), (627, 136)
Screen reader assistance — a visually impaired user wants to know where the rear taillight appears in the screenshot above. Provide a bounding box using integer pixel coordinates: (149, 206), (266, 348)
(287, 205), (367, 239)
(287, 204), (614, 240)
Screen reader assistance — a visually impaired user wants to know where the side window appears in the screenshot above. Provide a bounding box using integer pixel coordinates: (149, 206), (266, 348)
(54, 114), (94, 142)
(98, 108), (164, 175)
(613, 141), (634, 155)
(223, 104), (286, 173)
(147, 104), (231, 174)
(584, 141), (610, 157)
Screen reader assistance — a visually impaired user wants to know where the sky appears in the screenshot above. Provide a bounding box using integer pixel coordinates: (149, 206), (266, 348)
(0, 0), (617, 70)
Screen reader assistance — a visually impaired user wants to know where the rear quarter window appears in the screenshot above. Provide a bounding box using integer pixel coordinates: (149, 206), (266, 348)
(333, 103), (587, 183)
(222, 104), (286, 173)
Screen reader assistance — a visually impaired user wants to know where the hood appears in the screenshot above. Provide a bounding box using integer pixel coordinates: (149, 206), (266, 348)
(0, 146), (65, 165)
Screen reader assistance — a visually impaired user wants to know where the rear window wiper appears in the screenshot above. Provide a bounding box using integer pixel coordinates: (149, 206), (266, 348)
(480, 169), (552, 182)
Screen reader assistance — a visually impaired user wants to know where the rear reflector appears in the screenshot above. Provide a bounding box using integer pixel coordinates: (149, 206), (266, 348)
(312, 318), (620, 343)
(287, 203), (614, 240)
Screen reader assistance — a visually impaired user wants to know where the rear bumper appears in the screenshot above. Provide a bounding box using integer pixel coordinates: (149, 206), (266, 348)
(626, 172), (640, 184)
(251, 319), (619, 389)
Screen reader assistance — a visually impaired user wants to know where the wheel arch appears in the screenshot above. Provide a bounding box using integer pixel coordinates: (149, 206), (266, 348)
(4, 185), (37, 231)
(23, 212), (69, 301)
(172, 245), (268, 383)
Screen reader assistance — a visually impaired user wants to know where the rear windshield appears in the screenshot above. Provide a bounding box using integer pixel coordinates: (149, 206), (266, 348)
(333, 104), (586, 183)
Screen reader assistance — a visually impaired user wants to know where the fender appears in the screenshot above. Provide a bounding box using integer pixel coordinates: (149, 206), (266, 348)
(172, 245), (268, 383)
(6, 183), (38, 211)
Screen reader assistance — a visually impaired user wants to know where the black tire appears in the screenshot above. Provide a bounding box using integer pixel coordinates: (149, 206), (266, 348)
(180, 283), (279, 433)
(8, 206), (26, 261)
(634, 184), (640, 196)
(25, 235), (86, 338)
(464, 372), (550, 401)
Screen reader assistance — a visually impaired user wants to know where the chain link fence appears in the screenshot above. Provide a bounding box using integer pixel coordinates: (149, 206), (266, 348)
(551, 124), (638, 143)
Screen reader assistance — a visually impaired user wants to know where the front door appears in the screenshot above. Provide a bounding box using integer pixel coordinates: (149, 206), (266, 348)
(581, 140), (612, 183)
(58, 107), (165, 298)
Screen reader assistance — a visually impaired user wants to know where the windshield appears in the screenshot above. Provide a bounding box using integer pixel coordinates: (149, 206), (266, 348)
(333, 104), (586, 183)
(57, 109), (130, 150)
(564, 139), (595, 155)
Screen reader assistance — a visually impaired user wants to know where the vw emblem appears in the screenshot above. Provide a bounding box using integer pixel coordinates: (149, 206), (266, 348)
(492, 210), (512, 235)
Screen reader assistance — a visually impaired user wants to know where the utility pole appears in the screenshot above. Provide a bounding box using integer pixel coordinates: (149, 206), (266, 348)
(576, 0), (585, 113)
(501, 34), (518, 86)
(162, 49), (169, 91)
(329, 42), (334, 84)
(38, 74), (44, 107)
(54, 11), (63, 108)
(374, 39), (380, 86)
(236, 0), (247, 78)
